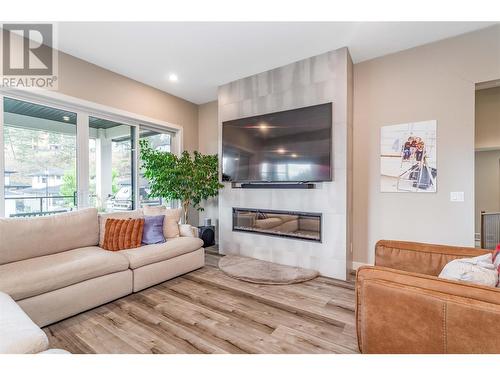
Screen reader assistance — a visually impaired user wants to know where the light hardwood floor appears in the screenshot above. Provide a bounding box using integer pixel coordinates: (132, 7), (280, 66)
(43, 254), (359, 354)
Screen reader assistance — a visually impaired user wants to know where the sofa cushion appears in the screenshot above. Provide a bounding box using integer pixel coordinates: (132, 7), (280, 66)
(0, 246), (130, 301)
(179, 224), (197, 238)
(143, 206), (182, 238)
(438, 253), (499, 287)
(142, 215), (166, 244)
(40, 349), (71, 354)
(102, 218), (144, 251)
(0, 208), (99, 265)
(98, 209), (144, 246)
(0, 291), (49, 354)
(120, 237), (204, 269)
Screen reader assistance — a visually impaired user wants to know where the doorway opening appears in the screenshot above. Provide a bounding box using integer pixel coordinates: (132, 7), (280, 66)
(475, 80), (500, 248)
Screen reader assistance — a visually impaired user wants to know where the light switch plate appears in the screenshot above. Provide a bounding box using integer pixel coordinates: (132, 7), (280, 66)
(450, 192), (465, 202)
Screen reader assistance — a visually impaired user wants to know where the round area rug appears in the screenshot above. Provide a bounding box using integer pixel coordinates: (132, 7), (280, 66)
(218, 255), (319, 285)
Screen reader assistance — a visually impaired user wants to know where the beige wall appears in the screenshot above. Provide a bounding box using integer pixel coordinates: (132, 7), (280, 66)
(197, 101), (219, 231)
(54, 51), (200, 225)
(198, 101), (218, 154)
(86, 23), (499, 260)
(476, 87), (500, 150)
(57, 52), (199, 152)
(475, 150), (500, 234)
(353, 25), (500, 264)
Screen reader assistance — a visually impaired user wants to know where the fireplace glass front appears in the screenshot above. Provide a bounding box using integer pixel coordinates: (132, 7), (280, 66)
(232, 208), (321, 242)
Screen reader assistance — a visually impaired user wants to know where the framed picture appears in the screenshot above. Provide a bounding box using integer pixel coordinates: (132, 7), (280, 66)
(380, 120), (437, 193)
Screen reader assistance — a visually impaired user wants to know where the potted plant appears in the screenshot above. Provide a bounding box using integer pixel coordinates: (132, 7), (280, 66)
(139, 139), (224, 224)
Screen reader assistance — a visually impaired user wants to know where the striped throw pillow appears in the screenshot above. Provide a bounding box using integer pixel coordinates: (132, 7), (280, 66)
(102, 218), (144, 251)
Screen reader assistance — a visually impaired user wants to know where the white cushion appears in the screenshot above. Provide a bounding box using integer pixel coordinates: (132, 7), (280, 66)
(0, 292), (48, 354)
(120, 237), (203, 269)
(0, 208), (99, 265)
(0, 246), (130, 300)
(39, 349), (71, 354)
(439, 253), (499, 287)
(179, 224), (198, 237)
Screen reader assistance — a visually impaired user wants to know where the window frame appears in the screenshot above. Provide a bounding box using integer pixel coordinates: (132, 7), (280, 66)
(138, 124), (175, 208)
(0, 89), (183, 217)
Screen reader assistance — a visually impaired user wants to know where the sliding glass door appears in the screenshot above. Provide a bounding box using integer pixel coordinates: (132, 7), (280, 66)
(3, 98), (77, 217)
(89, 116), (135, 212)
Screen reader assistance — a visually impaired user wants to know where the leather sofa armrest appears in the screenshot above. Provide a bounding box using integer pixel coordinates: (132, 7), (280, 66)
(356, 266), (500, 353)
(375, 240), (491, 276)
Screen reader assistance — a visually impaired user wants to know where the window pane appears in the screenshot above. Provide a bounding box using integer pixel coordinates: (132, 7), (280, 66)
(139, 127), (172, 208)
(3, 98), (77, 217)
(89, 117), (134, 212)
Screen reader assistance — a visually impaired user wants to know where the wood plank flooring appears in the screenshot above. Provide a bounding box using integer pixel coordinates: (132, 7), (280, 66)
(43, 254), (359, 354)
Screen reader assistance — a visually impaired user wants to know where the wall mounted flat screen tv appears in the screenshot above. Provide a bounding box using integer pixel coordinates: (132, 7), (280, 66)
(222, 103), (332, 183)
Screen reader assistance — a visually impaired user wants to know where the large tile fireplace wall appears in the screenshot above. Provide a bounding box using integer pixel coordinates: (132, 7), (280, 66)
(217, 47), (353, 280)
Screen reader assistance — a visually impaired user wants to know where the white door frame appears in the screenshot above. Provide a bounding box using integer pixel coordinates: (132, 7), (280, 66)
(0, 94), (4, 217)
(76, 111), (90, 208)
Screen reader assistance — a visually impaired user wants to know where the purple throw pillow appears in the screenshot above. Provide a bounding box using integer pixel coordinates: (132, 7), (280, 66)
(142, 215), (166, 245)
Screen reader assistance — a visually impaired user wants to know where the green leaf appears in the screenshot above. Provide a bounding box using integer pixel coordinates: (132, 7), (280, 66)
(139, 139), (224, 223)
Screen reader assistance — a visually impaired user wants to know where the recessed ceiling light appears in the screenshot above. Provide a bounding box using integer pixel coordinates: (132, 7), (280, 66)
(276, 148), (286, 154)
(291, 153), (298, 158)
(62, 116), (70, 122)
(168, 73), (178, 82)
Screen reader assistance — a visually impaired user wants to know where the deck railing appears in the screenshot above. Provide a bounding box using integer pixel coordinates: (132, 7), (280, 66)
(5, 193), (77, 217)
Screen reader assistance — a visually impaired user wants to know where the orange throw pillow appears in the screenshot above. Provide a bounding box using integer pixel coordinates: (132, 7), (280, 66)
(102, 218), (144, 251)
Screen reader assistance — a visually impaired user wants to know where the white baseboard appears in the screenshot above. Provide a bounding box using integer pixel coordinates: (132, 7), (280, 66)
(352, 261), (371, 270)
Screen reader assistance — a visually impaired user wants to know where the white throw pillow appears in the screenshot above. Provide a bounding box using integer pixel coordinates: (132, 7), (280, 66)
(438, 253), (499, 288)
(179, 224), (197, 237)
(143, 206), (181, 239)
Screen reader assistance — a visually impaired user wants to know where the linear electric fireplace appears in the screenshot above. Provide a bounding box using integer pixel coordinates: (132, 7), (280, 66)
(232, 208), (322, 242)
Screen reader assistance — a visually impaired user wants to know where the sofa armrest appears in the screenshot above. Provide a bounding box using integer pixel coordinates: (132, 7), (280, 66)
(356, 266), (500, 353)
(375, 240), (491, 276)
(179, 224), (198, 238)
(0, 292), (49, 354)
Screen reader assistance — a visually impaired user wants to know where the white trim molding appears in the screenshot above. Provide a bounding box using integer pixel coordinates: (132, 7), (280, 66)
(76, 112), (90, 208)
(0, 88), (183, 135)
(0, 94), (4, 217)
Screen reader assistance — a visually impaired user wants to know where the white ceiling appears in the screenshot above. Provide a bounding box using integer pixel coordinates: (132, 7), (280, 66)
(57, 22), (497, 104)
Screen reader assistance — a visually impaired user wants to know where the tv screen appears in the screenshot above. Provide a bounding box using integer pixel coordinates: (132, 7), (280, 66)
(222, 103), (332, 183)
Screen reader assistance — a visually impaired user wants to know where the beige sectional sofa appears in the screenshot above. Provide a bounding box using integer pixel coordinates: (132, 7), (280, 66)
(0, 208), (204, 327)
(0, 291), (70, 354)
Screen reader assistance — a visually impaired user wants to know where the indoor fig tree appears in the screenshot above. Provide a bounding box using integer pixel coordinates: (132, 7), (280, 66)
(139, 139), (224, 224)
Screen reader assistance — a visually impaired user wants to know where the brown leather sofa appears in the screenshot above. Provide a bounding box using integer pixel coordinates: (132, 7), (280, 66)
(356, 240), (500, 354)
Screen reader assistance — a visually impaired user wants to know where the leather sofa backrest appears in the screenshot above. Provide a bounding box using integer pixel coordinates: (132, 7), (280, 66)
(0, 208), (99, 265)
(375, 240), (491, 276)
